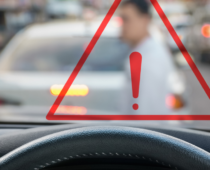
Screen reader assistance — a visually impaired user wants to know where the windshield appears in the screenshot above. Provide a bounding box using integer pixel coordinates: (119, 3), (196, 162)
(0, 0), (210, 130)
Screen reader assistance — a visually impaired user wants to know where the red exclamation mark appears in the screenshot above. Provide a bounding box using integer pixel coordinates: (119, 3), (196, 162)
(129, 52), (142, 110)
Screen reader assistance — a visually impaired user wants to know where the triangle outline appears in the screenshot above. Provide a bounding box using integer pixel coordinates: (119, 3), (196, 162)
(46, 0), (210, 121)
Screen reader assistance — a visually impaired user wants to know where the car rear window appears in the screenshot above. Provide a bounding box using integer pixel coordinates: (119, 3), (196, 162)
(9, 37), (130, 72)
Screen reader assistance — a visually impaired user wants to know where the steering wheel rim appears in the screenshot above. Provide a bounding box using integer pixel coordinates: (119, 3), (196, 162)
(0, 126), (210, 170)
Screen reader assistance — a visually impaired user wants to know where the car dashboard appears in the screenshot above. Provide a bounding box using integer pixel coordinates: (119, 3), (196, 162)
(0, 123), (210, 170)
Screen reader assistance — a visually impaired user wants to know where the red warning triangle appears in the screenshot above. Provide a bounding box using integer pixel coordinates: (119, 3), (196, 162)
(46, 0), (210, 121)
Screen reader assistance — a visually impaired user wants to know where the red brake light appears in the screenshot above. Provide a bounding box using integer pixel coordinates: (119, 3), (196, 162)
(56, 106), (87, 115)
(166, 95), (185, 110)
(201, 24), (210, 38)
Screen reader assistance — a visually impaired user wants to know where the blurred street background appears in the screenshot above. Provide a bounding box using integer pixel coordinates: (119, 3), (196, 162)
(0, 0), (210, 123)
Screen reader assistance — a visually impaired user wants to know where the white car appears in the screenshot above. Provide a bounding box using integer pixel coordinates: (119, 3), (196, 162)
(0, 19), (188, 120)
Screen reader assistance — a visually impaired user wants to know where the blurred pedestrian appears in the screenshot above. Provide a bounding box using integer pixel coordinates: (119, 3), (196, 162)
(119, 0), (177, 115)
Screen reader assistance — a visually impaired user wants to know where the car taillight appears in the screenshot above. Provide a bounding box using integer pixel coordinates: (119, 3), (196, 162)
(201, 24), (210, 38)
(56, 105), (87, 115)
(166, 94), (185, 110)
(50, 84), (89, 96)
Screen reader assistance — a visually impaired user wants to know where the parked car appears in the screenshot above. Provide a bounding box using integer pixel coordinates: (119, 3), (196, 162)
(0, 19), (129, 117)
(185, 6), (210, 63)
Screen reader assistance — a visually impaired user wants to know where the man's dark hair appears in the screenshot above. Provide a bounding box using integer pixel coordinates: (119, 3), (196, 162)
(121, 0), (151, 15)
